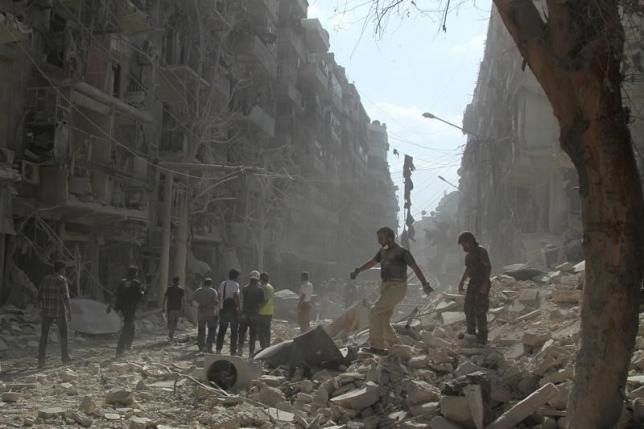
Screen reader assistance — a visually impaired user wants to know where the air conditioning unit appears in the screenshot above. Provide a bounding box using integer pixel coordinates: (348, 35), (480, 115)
(0, 148), (15, 165)
(21, 160), (40, 184)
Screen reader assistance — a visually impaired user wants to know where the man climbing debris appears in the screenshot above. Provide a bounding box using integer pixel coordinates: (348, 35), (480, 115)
(37, 260), (71, 368)
(216, 269), (241, 355)
(192, 277), (218, 352)
(298, 271), (314, 333)
(111, 265), (145, 358)
(351, 226), (433, 355)
(258, 272), (274, 349)
(458, 231), (492, 345)
(163, 276), (184, 341)
(237, 270), (266, 357)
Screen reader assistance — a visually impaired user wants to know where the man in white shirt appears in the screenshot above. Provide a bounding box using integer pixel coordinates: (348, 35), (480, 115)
(215, 269), (241, 355)
(297, 271), (314, 333)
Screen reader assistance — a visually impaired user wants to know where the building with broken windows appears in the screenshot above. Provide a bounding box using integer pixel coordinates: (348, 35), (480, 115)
(0, 0), (398, 307)
(456, 7), (644, 270)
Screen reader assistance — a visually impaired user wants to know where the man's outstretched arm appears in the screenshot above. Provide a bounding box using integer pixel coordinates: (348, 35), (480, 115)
(410, 264), (433, 294)
(351, 259), (378, 279)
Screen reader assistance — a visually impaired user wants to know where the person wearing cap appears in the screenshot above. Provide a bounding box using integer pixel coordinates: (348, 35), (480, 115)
(236, 270), (266, 357)
(297, 271), (314, 333)
(192, 277), (219, 352)
(163, 276), (185, 342)
(37, 260), (72, 368)
(258, 272), (274, 349)
(110, 265), (145, 358)
(457, 231), (492, 345)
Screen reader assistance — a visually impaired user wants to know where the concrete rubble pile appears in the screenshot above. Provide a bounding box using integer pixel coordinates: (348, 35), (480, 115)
(3, 261), (644, 428)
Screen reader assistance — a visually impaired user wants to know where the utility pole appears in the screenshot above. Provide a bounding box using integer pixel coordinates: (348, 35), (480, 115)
(158, 172), (173, 307)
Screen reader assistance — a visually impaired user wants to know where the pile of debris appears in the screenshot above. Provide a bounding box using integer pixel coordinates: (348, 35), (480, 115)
(2, 261), (644, 428)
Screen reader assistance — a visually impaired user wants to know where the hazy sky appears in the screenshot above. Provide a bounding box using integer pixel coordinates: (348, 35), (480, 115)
(308, 0), (493, 227)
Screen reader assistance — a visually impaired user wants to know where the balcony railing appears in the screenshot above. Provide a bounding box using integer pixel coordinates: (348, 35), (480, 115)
(236, 35), (278, 79)
(301, 19), (330, 53)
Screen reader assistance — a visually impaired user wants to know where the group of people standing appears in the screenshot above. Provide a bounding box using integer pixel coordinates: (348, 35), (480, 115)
(36, 226), (490, 366)
(163, 269), (276, 357)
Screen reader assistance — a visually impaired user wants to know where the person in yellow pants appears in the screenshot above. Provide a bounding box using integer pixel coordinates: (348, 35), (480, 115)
(351, 227), (433, 355)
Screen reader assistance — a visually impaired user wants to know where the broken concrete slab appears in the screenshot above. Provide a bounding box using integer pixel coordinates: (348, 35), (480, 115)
(38, 407), (66, 419)
(257, 386), (286, 407)
(330, 381), (380, 410)
(487, 383), (558, 429)
(441, 312), (466, 326)
(404, 380), (440, 406)
(550, 290), (581, 305)
(105, 389), (135, 407)
(464, 384), (485, 429)
(440, 395), (473, 427)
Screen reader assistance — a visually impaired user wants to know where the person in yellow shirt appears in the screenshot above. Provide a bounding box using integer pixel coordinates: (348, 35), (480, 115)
(258, 272), (274, 349)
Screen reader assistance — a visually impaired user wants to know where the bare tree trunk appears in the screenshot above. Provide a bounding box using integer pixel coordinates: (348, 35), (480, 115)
(173, 185), (189, 285)
(159, 172), (173, 306)
(490, 1), (644, 426)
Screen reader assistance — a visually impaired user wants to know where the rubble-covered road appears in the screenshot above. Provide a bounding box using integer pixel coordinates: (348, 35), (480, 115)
(2, 266), (644, 428)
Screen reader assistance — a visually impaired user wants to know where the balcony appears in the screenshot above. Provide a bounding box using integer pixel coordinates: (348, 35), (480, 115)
(158, 64), (210, 106)
(245, 106), (276, 137)
(235, 35), (278, 79)
(277, 27), (306, 63)
(277, 81), (303, 109)
(37, 165), (149, 221)
(300, 56), (329, 94)
(301, 19), (330, 53)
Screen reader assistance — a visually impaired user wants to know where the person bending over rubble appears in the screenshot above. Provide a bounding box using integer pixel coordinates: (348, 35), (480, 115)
(457, 231), (492, 345)
(350, 227), (433, 355)
(108, 265), (145, 358)
(37, 260), (72, 368)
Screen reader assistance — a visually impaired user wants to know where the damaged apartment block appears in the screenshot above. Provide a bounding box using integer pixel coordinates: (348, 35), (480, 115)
(0, 0), (398, 307)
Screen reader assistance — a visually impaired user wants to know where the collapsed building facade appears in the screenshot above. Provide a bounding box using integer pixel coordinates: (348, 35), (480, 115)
(452, 6), (644, 270)
(0, 0), (398, 306)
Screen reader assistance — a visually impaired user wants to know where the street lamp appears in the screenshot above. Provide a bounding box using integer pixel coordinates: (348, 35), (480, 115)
(438, 175), (459, 190)
(422, 112), (481, 139)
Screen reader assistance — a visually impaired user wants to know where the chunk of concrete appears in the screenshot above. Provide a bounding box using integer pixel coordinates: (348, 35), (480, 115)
(409, 401), (440, 417)
(258, 386), (286, 407)
(441, 312), (466, 326)
(105, 389), (135, 407)
(404, 380), (440, 406)
(1, 391), (20, 402)
(517, 290), (539, 307)
(455, 361), (487, 378)
(129, 416), (155, 429)
(440, 396), (473, 427)
(38, 407), (66, 419)
(464, 384), (485, 429)
(331, 381), (380, 410)
(487, 383), (558, 429)
(551, 290), (580, 305)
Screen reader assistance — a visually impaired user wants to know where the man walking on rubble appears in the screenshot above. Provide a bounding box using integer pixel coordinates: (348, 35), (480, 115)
(192, 277), (218, 352)
(216, 269), (241, 355)
(297, 271), (314, 333)
(37, 260), (72, 368)
(162, 276), (185, 342)
(237, 270), (266, 357)
(258, 272), (274, 349)
(351, 227), (433, 355)
(110, 265), (145, 358)
(457, 231), (492, 345)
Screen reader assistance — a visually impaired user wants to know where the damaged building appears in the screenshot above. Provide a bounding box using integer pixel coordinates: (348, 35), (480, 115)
(454, 5), (644, 270)
(0, 0), (398, 307)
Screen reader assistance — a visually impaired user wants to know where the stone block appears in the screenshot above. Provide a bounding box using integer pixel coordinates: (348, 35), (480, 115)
(409, 401), (440, 417)
(258, 386), (286, 407)
(105, 389), (135, 407)
(404, 380), (441, 406)
(331, 381), (380, 410)
(1, 391), (20, 402)
(39, 407), (66, 419)
(441, 312), (466, 326)
(129, 416), (154, 429)
(439, 396), (473, 428)
(487, 383), (558, 429)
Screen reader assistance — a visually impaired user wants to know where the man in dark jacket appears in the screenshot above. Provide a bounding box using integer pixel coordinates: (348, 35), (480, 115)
(237, 270), (266, 357)
(457, 232), (492, 345)
(111, 265), (145, 357)
(37, 260), (72, 368)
